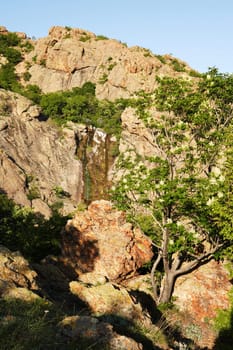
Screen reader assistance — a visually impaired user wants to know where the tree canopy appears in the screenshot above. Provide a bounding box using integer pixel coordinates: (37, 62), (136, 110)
(112, 68), (233, 304)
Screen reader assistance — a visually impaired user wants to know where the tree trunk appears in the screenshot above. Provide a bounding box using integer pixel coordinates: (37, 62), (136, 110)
(158, 272), (176, 304)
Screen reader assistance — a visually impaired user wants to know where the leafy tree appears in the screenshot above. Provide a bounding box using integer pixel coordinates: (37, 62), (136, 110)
(112, 69), (233, 304)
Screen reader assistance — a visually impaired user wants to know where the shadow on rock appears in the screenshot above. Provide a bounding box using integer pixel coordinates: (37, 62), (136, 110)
(98, 313), (163, 350)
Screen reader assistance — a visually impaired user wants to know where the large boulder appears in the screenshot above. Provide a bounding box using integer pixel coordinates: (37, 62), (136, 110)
(61, 200), (153, 284)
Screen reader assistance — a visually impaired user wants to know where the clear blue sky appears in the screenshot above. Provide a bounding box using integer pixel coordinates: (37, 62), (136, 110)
(1, 0), (233, 73)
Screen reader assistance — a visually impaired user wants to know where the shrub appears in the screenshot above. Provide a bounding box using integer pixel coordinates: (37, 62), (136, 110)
(96, 35), (109, 40)
(171, 58), (186, 72)
(0, 193), (68, 262)
(23, 71), (31, 81)
(39, 82), (129, 137)
(0, 63), (20, 91)
(155, 55), (166, 64)
(98, 73), (108, 84)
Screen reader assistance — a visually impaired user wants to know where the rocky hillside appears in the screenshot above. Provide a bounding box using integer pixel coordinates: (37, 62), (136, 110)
(0, 25), (233, 349)
(14, 25), (196, 100)
(0, 24), (199, 214)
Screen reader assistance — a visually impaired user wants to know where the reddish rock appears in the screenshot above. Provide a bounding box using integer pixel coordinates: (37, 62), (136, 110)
(61, 200), (153, 284)
(173, 260), (232, 348)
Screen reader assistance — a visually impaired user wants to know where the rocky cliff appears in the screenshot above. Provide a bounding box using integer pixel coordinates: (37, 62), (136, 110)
(0, 25), (197, 210)
(16, 26), (194, 100)
(0, 89), (83, 216)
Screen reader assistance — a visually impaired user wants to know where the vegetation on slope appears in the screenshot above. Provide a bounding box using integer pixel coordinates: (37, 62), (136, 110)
(0, 192), (68, 262)
(39, 82), (130, 137)
(0, 28), (233, 348)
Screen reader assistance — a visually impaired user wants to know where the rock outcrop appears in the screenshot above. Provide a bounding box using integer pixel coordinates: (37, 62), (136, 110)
(70, 281), (145, 320)
(0, 245), (39, 301)
(0, 89), (83, 216)
(59, 315), (143, 350)
(61, 200), (153, 284)
(16, 26), (193, 100)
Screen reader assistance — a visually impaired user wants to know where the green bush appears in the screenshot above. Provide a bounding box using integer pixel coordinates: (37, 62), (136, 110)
(170, 58), (186, 72)
(0, 63), (21, 91)
(96, 35), (109, 40)
(155, 55), (166, 64)
(23, 71), (31, 81)
(39, 82), (129, 137)
(0, 193), (68, 262)
(21, 84), (42, 104)
(0, 33), (22, 64)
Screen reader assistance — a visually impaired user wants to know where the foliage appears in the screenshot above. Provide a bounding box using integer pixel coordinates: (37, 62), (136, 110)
(214, 289), (233, 331)
(79, 33), (91, 42)
(170, 58), (186, 72)
(96, 35), (109, 40)
(98, 73), (108, 84)
(23, 71), (31, 81)
(213, 288), (233, 349)
(155, 55), (167, 64)
(20, 39), (34, 53)
(40, 82), (129, 137)
(0, 193), (68, 262)
(0, 33), (23, 91)
(0, 298), (64, 350)
(0, 32), (22, 64)
(0, 63), (21, 91)
(111, 68), (233, 303)
(21, 84), (42, 104)
(53, 186), (71, 199)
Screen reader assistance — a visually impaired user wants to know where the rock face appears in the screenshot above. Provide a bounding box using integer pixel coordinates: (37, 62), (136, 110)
(16, 26), (193, 100)
(0, 245), (39, 301)
(61, 200), (153, 284)
(173, 260), (232, 348)
(174, 260), (231, 321)
(0, 89), (83, 216)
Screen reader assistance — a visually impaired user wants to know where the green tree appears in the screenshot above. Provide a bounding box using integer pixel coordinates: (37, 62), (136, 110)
(112, 69), (233, 304)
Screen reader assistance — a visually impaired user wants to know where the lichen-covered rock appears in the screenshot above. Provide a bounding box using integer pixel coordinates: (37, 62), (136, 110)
(173, 260), (232, 349)
(69, 281), (144, 320)
(59, 315), (143, 350)
(61, 200), (153, 284)
(0, 245), (40, 300)
(174, 260), (231, 321)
